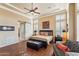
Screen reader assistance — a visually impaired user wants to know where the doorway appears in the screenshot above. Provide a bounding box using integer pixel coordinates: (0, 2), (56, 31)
(18, 21), (26, 55)
(18, 21), (26, 41)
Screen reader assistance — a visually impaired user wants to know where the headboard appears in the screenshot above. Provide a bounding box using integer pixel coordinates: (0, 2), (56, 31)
(39, 30), (53, 36)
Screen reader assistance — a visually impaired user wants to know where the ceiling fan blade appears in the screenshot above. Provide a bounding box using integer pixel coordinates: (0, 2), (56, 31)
(34, 11), (40, 14)
(33, 7), (38, 11)
(24, 7), (30, 11)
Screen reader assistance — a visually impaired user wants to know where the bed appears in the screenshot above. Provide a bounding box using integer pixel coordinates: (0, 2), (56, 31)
(31, 30), (53, 45)
(27, 30), (53, 50)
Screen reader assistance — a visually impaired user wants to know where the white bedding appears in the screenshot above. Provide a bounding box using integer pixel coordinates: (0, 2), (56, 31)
(32, 35), (53, 45)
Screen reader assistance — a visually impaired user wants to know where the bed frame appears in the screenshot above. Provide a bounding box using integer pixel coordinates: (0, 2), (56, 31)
(39, 30), (53, 36)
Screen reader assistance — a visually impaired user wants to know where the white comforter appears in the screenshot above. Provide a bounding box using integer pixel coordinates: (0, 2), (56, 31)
(32, 35), (53, 45)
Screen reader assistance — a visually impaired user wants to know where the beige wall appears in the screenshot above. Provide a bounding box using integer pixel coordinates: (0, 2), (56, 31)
(0, 8), (27, 47)
(69, 3), (77, 41)
(39, 15), (56, 36)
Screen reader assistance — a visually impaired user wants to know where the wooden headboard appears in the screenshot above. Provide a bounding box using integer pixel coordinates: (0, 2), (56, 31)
(39, 30), (53, 36)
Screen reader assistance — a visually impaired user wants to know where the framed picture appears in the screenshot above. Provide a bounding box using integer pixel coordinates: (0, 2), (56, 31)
(42, 21), (49, 29)
(0, 26), (15, 31)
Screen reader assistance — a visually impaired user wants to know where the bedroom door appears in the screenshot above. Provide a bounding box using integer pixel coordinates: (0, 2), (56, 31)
(18, 21), (26, 54)
(18, 22), (26, 41)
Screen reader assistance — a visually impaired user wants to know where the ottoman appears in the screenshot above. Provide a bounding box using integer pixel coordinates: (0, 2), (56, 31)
(27, 41), (43, 51)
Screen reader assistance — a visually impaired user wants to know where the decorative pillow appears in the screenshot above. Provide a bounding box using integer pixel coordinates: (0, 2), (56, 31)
(71, 42), (79, 53)
(57, 44), (70, 53)
(65, 40), (73, 49)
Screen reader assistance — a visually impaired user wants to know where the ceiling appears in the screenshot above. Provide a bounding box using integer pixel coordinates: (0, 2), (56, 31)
(0, 3), (68, 18)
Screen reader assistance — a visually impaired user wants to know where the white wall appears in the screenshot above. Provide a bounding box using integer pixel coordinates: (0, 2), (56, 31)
(0, 9), (27, 48)
(0, 17), (18, 47)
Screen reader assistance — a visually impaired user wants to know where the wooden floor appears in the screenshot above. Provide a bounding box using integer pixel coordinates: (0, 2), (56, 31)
(0, 40), (53, 56)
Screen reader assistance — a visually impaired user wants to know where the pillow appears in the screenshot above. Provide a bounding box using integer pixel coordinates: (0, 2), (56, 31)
(71, 42), (79, 53)
(65, 40), (73, 49)
(57, 44), (70, 53)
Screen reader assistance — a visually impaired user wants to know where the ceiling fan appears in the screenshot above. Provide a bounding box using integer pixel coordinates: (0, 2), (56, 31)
(24, 3), (40, 14)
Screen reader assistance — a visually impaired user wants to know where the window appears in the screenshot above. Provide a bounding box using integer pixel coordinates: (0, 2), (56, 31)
(25, 19), (33, 38)
(33, 19), (39, 35)
(25, 18), (39, 36)
(56, 14), (66, 36)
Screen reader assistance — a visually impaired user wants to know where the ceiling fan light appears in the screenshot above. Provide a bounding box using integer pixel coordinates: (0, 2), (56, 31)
(31, 12), (34, 14)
